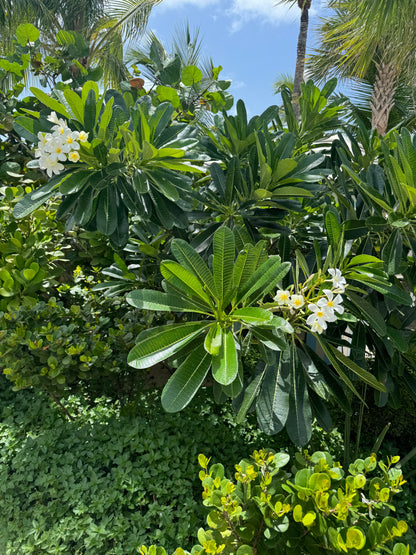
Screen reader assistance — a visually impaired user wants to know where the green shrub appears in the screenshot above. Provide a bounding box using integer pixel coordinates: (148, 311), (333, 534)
(0, 383), (281, 554)
(191, 449), (414, 554)
(0, 265), (147, 400)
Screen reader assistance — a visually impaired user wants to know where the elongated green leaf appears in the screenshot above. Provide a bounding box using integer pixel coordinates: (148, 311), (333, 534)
(345, 292), (386, 337)
(59, 170), (91, 195)
(13, 173), (64, 218)
(127, 321), (210, 369)
(302, 344), (351, 415)
(315, 336), (364, 401)
(325, 210), (341, 249)
(256, 350), (291, 435)
(236, 256), (291, 306)
(309, 390), (333, 432)
(237, 365), (266, 424)
(231, 307), (273, 326)
(160, 261), (213, 307)
(251, 328), (287, 351)
(63, 89), (84, 123)
(96, 185), (117, 236)
(171, 239), (218, 299)
(382, 229), (403, 276)
(161, 344), (211, 412)
(222, 365), (244, 399)
(213, 226), (235, 302)
(325, 342), (386, 393)
(232, 243), (264, 293)
(30, 87), (70, 118)
(126, 289), (211, 314)
(204, 323), (222, 355)
(211, 329), (239, 385)
(347, 274), (412, 305)
(286, 346), (312, 447)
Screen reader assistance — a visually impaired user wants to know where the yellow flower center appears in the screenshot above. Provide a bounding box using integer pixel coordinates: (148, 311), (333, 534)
(317, 311), (324, 318)
(56, 148), (61, 153)
(327, 301), (334, 307)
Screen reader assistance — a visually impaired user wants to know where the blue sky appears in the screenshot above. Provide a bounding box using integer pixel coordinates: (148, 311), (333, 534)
(143, 0), (327, 117)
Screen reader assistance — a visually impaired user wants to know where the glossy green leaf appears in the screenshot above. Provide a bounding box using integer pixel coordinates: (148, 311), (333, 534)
(171, 239), (218, 300)
(30, 87), (70, 118)
(231, 307), (273, 326)
(236, 256), (291, 305)
(236, 365), (267, 424)
(326, 343), (386, 393)
(13, 174), (64, 218)
(63, 89), (84, 124)
(211, 329), (239, 385)
(213, 226), (235, 302)
(161, 344), (211, 412)
(286, 346), (312, 446)
(96, 185), (117, 236)
(204, 323), (222, 355)
(127, 321), (210, 369)
(126, 289), (210, 314)
(346, 292), (386, 337)
(382, 229), (403, 275)
(256, 350), (291, 435)
(160, 261), (213, 306)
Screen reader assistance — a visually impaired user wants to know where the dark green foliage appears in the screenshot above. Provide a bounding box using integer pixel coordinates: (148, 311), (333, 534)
(0, 383), (286, 554)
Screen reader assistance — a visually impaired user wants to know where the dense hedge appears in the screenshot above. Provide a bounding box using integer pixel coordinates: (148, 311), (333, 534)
(0, 380), (284, 554)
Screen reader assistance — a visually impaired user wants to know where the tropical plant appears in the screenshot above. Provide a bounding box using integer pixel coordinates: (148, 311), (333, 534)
(309, 0), (416, 134)
(13, 80), (206, 246)
(193, 449), (412, 554)
(0, 0), (162, 86)
(127, 25), (233, 120)
(125, 225), (397, 446)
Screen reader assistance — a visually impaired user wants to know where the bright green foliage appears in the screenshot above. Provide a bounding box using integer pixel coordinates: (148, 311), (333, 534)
(13, 80), (206, 245)
(194, 450), (412, 554)
(0, 271), (144, 399)
(0, 383), (282, 554)
(0, 185), (66, 311)
(128, 27), (233, 119)
(127, 226), (292, 412)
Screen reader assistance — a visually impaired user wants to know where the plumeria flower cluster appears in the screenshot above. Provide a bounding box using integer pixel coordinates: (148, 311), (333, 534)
(273, 268), (347, 335)
(35, 112), (88, 177)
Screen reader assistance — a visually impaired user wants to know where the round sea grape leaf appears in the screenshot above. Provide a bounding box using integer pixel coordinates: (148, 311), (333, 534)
(181, 65), (203, 86)
(16, 24), (40, 46)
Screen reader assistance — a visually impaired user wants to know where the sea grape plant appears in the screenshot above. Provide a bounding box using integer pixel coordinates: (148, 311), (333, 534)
(126, 226), (387, 445)
(192, 449), (412, 554)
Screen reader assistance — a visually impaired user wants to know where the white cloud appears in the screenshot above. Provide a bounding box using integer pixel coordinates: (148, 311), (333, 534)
(227, 0), (297, 31)
(156, 0), (219, 9)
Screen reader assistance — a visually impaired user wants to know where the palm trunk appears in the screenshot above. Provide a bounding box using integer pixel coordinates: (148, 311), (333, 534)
(370, 61), (397, 135)
(292, 1), (311, 120)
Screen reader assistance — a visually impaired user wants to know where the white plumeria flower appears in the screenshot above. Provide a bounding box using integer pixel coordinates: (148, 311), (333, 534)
(328, 268), (347, 292)
(51, 120), (70, 137)
(274, 290), (291, 306)
(62, 132), (80, 153)
(78, 130), (89, 143)
(39, 155), (65, 177)
(47, 111), (61, 124)
(307, 303), (335, 326)
(68, 151), (80, 162)
(318, 289), (344, 317)
(48, 140), (67, 162)
(288, 294), (305, 310)
(309, 320), (327, 334)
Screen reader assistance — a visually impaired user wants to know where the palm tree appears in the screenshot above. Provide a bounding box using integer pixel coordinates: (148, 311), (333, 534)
(309, 0), (416, 135)
(277, 0), (312, 119)
(0, 0), (161, 87)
